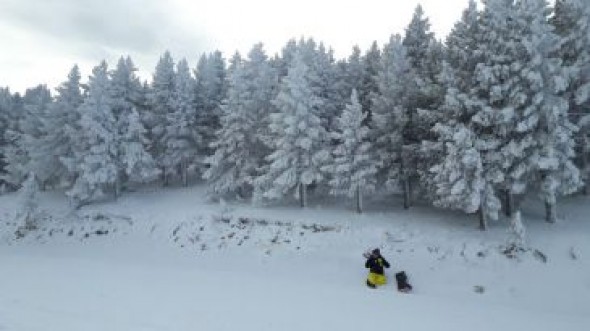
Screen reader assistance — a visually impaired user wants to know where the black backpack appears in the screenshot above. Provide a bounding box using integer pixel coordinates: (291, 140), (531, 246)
(395, 271), (412, 292)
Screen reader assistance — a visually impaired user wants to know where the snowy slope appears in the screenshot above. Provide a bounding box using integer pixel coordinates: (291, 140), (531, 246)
(1, 185), (589, 330)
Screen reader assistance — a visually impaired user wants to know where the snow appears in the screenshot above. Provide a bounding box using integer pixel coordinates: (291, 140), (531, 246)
(1, 185), (589, 330)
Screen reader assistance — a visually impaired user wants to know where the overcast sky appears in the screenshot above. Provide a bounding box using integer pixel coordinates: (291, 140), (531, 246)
(0, 0), (473, 94)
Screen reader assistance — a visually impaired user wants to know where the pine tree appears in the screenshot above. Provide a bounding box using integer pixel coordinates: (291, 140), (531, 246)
(291, 39), (342, 135)
(111, 57), (144, 120)
(516, 0), (581, 223)
(0, 87), (17, 189)
(119, 108), (159, 185)
(163, 58), (199, 186)
(21, 85), (54, 187)
(360, 41), (381, 125)
(454, 0), (525, 227)
(44, 65), (84, 188)
(371, 34), (415, 209)
(450, 0), (582, 228)
(340, 46), (364, 99)
(255, 52), (329, 207)
(1, 91), (25, 188)
(551, 0), (590, 194)
(205, 45), (278, 198)
(195, 51), (227, 162)
(4, 85), (52, 188)
(313, 43), (342, 134)
(431, 0), (493, 229)
(275, 39), (298, 79)
(402, 5), (445, 206)
(148, 51), (176, 184)
(325, 89), (376, 213)
(110, 56), (157, 194)
(445, 0), (481, 90)
(431, 121), (485, 215)
(67, 61), (118, 207)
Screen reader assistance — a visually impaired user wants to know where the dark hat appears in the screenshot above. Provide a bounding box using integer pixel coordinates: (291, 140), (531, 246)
(372, 248), (380, 255)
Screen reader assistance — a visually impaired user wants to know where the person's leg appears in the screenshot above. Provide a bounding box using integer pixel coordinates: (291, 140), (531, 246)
(374, 274), (387, 286)
(367, 273), (378, 288)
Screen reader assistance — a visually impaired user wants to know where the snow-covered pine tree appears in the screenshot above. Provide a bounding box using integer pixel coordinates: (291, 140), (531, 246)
(431, 121), (485, 215)
(148, 51), (176, 185)
(42, 65), (84, 189)
(312, 43), (342, 134)
(430, 0), (496, 229)
(293, 38), (342, 135)
(402, 5), (445, 206)
(163, 58), (199, 186)
(110, 56), (158, 194)
(325, 89), (376, 213)
(67, 61), (118, 207)
(509, 210), (526, 246)
(4, 85), (52, 188)
(371, 34), (415, 209)
(203, 53), (246, 197)
(135, 80), (154, 141)
(360, 41), (381, 125)
(110, 57), (142, 122)
(119, 108), (160, 186)
(0, 87), (17, 189)
(205, 44), (278, 198)
(338, 46), (364, 101)
(1, 92), (24, 190)
(22, 85), (55, 188)
(445, 0), (481, 91)
(275, 39), (298, 79)
(516, 0), (581, 223)
(551, 0), (590, 194)
(271, 39), (342, 194)
(194, 51), (227, 162)
(458, 0), (580, 228)
(226, 51), (242, 77)
(463, 0), (531, 225)
(255, 51), (329, 207)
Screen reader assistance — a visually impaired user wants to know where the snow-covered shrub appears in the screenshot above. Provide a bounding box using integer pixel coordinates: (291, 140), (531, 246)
(14, 173), (41, 238)
(509, 211), (526, 247)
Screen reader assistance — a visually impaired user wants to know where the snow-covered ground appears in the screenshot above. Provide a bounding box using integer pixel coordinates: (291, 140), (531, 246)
(1, 185), (589, 330)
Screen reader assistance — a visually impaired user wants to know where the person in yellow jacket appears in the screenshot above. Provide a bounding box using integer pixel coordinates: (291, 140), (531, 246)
(365, 248), (390, 288)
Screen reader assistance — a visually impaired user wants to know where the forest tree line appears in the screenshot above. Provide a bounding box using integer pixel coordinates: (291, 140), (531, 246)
(1, 0), (589, 232)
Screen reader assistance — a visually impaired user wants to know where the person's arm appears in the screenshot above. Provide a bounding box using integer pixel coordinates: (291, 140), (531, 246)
(365, 258), (372, 269)
(382, 257), (390, 268)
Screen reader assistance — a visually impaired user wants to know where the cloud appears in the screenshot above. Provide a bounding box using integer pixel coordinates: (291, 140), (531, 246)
(0, 0), (473, 92)
(0, 0), (207, 54)
(0, 0), (211, 92)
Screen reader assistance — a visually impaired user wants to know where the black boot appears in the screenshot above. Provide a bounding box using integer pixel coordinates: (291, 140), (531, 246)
(366, 280), (376, 288)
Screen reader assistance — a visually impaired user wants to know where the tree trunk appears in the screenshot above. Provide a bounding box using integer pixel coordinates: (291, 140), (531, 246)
(182, 161), (188, 187)
(162, 167), (169, 187)
(299, 183), (307, 208)
(403, 177), (410, 210)
(478, 201), (487, 231)
(114, 176), (121, 201)
(583, 141), (589, 195)
(356, 185), (363, 214)
(583, 168), (589, 196)
(408, 177), (414, 207)
(545, 200), (557, 223)
(504, 189), (513, 218)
